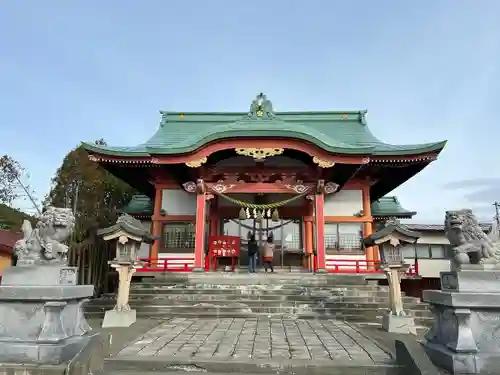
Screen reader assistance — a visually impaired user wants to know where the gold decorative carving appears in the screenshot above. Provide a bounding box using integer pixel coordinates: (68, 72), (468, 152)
(324, 182), (339, 195)
(312, 156), (335, 168)
(185, 157), (208, 168)
(88, 155), (99, 162)
(275, 179), (310, 194)
(182, 181), (197, 193)
(235, 148), (284, 160)
(151, 157), (160, 164)
(211, 181), (236, 194)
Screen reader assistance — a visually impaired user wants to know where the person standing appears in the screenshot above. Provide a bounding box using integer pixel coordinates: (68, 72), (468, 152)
(247, 233), (258, 274)
(262, 233), (275, 273)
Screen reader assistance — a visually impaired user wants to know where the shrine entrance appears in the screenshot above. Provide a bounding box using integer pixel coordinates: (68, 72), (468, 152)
(219, 199), (306, 271)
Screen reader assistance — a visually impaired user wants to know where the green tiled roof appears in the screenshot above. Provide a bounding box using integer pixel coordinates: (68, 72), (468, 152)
(122, 195), (153, 216)
(82, 95), (446, 157)
(371, 196), (416, 218)
(97, 214), (158, 243)
(363, 220), (420, 246)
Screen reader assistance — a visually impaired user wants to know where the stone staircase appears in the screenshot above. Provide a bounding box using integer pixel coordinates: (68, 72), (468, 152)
(86, 273), (433, 329)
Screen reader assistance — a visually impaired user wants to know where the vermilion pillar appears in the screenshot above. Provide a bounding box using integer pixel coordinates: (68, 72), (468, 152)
(193, 180), (207, 271)
(314, 190), (326, 273)
(304, 201), (314, 271)
(149, 186), (163, 262)
(362, 185), (375, 268)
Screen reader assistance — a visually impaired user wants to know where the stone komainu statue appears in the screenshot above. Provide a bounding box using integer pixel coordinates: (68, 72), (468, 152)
(13, 206), (75, 265)
(444, 209), (500, 266)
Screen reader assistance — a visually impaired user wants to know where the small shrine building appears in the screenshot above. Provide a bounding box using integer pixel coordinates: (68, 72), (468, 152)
(83, 93), (446, 273)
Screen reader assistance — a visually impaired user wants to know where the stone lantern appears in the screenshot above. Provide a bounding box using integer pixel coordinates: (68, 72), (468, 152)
(363, 218), (420, 335)
(97, 214), (158, 328)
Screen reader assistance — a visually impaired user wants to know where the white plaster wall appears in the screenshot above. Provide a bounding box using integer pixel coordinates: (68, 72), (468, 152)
(417, 232), (449, 245)
(161, 189), (196, 215)
(136, 220), (152, 259)
(324, 189), (363, 216)
(137, 243), (151, 259)
(404, 258), (450, 278)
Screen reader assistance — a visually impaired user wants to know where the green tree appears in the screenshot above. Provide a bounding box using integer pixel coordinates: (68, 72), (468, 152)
(0, 155), (23, 206)
(45, 139), (136, 244)
(0, 155), (36, 230)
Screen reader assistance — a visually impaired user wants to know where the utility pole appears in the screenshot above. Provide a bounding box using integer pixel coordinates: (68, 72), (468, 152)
(493, 201), (500, 227)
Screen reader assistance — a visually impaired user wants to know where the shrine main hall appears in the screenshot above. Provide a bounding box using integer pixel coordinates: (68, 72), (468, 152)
(83, 93), (446, 273)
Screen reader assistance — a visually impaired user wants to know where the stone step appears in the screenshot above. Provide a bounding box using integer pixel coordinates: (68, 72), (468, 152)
(85, 304), (433, 318)
(142, 274), (374, 286)
(104, 359), (399, 375)
(99, 293), (420, 304)
(131, 277), (382, 289)
(88, 299), (428, 311)
(128, 287), (392, 297)
(131, 282), (388, 290)
(86, 310), (432, 327)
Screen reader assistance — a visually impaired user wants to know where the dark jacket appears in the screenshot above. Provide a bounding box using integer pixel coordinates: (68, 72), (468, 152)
(248, 240), (258, 256)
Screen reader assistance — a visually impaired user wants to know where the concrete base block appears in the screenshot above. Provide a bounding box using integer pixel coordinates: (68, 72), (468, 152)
(423, 341), (500, 374)
(382, 313), (417, 335)
(2, 265), (78, 286)
(102, 309), (136, 328)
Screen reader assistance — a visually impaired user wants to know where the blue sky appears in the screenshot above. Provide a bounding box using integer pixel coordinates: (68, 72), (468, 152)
(1, 0), (499, 222)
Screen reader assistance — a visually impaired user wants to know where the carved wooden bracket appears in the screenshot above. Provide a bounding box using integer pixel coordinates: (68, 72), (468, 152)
(182, 181), (197, 193)
(324, 182), (339, 195)
(182, 180), (235, 194)
(211, 182), (236, 194)
(275, 180), (311, 194)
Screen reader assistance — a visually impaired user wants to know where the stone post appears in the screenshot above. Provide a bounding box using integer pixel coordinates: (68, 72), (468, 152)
(102, 261), (142, 328)
(98, 214), (157, 328)
(362, 218), (420, 335)
(381, 263), (416, 335)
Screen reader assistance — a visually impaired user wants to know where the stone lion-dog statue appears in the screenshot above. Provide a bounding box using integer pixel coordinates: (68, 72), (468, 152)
(13, 206), (75, 266)
(444, 209), (500, 267)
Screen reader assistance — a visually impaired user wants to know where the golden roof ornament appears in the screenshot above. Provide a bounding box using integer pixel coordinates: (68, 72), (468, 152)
(248, 93), (275, 119)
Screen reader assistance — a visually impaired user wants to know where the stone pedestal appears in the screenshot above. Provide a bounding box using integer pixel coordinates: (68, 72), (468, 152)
(382, 314), (417, 335)
(423, 268), (500, 374)
(102, 261), (140, 328)
(0, 265), (100, 368)
(381, 264), (416, 335)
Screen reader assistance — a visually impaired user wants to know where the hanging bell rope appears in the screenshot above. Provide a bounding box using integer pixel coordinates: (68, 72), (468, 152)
(215, 190), (306, 222)
(230, 218), (294, 231)
(214, 191), (307, 209)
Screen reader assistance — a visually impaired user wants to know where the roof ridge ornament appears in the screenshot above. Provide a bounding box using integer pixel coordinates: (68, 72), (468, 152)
(248, 93), (275, 119)
(359, 110), (367, 125)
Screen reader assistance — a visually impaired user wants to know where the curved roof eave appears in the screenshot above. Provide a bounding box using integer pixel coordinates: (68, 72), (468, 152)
(82, 137), (446, 158)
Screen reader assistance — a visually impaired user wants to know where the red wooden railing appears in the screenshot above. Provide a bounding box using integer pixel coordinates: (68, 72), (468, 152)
(136, 258), (194, 272)
(134, 257), (419, 276)
(323, 258), (419, 276)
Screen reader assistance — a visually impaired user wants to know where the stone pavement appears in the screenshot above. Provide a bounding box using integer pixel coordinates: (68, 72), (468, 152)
(117, 317), (391, 364)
